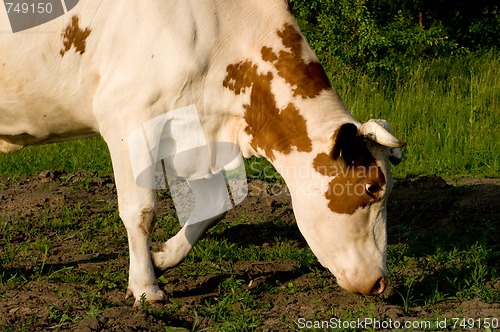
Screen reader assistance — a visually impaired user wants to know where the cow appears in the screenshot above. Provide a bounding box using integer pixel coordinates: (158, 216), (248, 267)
(0, 0), (405, 305)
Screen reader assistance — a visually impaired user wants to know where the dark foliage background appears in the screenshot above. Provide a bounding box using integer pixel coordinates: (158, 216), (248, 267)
(289, 0), (499, 78)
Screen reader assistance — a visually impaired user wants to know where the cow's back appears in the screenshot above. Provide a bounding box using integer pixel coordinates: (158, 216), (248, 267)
(0, 0), (295, 150)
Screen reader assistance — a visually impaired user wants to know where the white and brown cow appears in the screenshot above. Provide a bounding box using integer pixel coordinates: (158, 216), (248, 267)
(0, 0), (405, 304)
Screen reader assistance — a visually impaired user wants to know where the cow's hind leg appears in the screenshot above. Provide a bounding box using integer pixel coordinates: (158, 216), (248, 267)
(152, 213), (225, 269)
(152, 176), (228, 269)
(102, 133), (166, 305)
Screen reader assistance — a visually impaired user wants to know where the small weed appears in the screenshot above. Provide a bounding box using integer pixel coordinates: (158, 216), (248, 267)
(86, 305), (103, 319)
(139, 293), (149, 310)
(47, 305), (74, 324)
(395, 276), (417, 315)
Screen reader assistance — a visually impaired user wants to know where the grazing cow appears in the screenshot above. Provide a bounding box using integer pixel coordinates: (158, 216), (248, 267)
(0, 0), (405, 304)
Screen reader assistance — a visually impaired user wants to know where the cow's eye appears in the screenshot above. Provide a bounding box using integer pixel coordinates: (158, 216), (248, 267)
(365, 184), (381, 196)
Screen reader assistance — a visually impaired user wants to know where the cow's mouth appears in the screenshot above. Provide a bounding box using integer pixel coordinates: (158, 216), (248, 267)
(337, 270), (387, 296)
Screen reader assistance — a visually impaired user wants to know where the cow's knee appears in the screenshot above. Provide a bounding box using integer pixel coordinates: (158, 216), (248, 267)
(0, 140), (23, 153)
(121, 205), (156, 233)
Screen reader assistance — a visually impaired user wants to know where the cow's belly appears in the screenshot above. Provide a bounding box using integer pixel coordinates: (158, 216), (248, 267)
(0, 87), (100, 147)
(0, 54), (100, 147)
(0, 98), (99, 147)
(0, 127), (98, 148)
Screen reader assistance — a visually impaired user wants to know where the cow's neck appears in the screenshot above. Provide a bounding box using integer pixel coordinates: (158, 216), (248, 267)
(209, 19), (354, 163)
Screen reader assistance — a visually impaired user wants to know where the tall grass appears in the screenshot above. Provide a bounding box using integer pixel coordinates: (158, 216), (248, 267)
(335, 51), (499, 178)
(0, 52), (498, 178)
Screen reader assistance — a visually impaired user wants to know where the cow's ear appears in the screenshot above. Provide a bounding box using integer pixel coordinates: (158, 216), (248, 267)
(331, 123), (358, 163)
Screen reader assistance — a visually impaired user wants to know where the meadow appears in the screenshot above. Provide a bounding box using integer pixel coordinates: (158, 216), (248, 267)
(0, 52), (498, 331)
(336, 51), (499, 179)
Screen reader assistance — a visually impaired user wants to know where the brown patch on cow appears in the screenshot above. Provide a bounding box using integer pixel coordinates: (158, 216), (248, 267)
(223, 61), (259, 95)
(139, 208), (156, 236)
(312, 124), (386, 214)
(60, 16), (91, 56)
(261, 46), (278, 62)
(223, 23), (336, 159)
(262, 24), (331, 99)
(223, 61), (312, 160)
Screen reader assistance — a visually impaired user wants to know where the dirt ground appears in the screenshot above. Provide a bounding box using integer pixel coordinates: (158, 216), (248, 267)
(0, 172), (498, 331)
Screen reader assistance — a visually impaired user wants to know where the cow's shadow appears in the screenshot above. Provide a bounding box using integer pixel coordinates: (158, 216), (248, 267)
(383, 176), (499, 308)
(0, 252), (120, 282)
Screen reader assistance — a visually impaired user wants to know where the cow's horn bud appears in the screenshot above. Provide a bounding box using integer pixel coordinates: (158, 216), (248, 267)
(359, 120), (406, 148)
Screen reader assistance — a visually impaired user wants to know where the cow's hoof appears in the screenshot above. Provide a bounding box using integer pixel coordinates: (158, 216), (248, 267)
(152, 250), (173, 270)
(126, 288), (167, 307)
(151, 244), (184, 270)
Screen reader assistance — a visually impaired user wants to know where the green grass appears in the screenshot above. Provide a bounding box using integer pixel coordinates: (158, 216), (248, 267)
(0, 52), (498, 179)
(1, 195), (497, 330)
(0, 136), (112, 177)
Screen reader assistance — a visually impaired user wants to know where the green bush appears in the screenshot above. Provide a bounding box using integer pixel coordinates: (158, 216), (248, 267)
(291, 0), (454, 77)
(290, 0), (499, 79)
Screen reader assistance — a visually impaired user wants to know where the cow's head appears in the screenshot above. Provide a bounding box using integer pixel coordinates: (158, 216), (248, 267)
(286, 119), (405, 296)
(222, 22), (405, 295)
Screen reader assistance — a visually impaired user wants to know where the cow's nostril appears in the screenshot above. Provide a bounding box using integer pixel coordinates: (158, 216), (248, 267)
(369, 277), (387, 296)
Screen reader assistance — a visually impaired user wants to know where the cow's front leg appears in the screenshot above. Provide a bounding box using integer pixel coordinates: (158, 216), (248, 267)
(103, 133), (166, 305)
